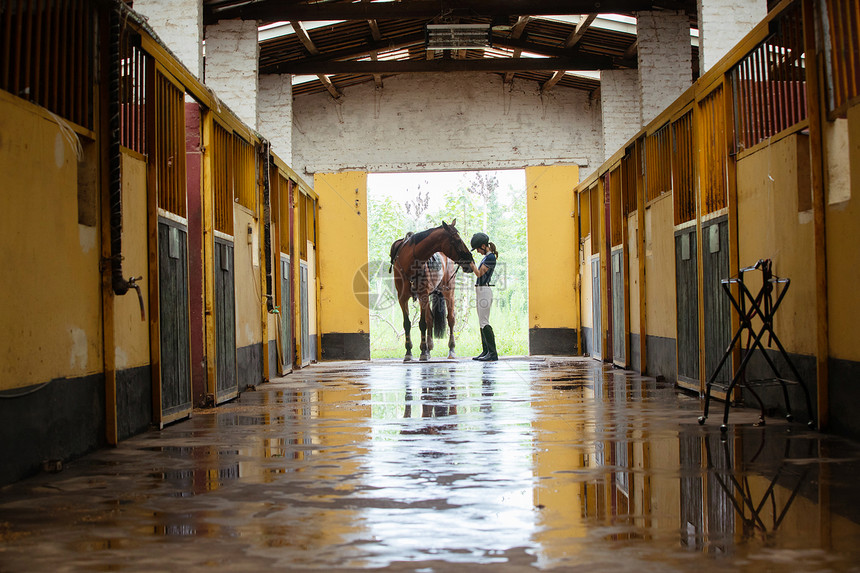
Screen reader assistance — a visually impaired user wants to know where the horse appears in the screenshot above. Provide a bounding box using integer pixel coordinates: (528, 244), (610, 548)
(389, 219), (474, 362)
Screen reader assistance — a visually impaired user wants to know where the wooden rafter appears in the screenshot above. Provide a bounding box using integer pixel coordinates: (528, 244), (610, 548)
(564, 13), (597, 48)
(504, 15), (530, 84)
(208, 0), (666, 25)
(364, 0), (384, 88)
(273, 55), (613, 75)
(543, 14), (597, 93)
(290, 21), (341, 99)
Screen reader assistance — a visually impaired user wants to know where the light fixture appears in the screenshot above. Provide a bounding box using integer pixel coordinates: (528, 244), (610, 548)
(425, 24), (491, 50)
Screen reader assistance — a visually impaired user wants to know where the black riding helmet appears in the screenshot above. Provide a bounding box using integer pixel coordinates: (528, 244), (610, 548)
(470, 232), (489, 250)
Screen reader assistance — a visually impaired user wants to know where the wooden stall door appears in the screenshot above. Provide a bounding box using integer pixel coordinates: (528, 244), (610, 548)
(675, 227), (700, 387)
(611, 248), (626, 367)
(591, 257), (602, 360)
(214, 238), (238, 402)
(153, 69), (192, 424)
(300, 261), (311, 365)
(702, 217), (732, 390)
(280, 255), (293, 373)
(158, 219), (192, 421)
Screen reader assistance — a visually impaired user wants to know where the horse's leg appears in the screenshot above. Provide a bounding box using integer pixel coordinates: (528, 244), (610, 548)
(445, 287), (456, 359)
(398, 290), (413, 362)
(418, 294), (430, 361)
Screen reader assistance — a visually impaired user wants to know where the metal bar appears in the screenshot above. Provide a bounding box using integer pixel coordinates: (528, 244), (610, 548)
(32, 0), (43, 106)
(12, 0), (24, 96)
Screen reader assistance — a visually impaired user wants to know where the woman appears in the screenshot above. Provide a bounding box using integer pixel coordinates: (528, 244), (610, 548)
(469, 232), (499, 362)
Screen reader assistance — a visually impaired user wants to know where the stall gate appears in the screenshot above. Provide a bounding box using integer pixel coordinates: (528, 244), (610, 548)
(702, 217), (732, 390)
(611, 248), (626, 367)
(675, 227), (700, 387)
(157, 218), (192, 421)
(591, 257), (602, 360)
(300, 261), (311, 365)
(280, 255), (293, 372)
(214, 238), (238, 402)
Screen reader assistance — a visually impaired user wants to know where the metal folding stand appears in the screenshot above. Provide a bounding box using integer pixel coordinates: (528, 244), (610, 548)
(697, 259), (816, 432)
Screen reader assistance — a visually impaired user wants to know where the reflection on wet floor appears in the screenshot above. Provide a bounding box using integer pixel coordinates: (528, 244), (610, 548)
(2, 357), (860, 571)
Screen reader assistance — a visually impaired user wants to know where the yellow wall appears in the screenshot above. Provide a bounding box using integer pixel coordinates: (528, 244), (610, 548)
(736, 133), (816, 356)
(315, 172), (369, 336)
(114, 153), (151, 369)
(827, 104), (860, 362)
(644, 194), (676, 339)
(234, 207), (262, 347)
(0, 93), (102, 390)
(627, 215), (640, 335)
(527, 165), (579, 330)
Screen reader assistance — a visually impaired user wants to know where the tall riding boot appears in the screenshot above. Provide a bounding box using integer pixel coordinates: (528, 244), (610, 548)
(473, 328), (488, 360)
(477, 325), (498, 361)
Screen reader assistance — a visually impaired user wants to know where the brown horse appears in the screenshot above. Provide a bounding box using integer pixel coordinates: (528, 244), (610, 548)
(389, 220), (474, 361)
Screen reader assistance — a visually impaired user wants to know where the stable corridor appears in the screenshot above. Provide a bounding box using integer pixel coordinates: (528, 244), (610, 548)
(1, 358), (859, 571)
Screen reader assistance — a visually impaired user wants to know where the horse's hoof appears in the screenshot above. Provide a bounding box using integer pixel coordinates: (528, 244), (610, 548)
(448, 352), (456, 359)
(419, 354), (429, 362)
(403, 355), (413, 363)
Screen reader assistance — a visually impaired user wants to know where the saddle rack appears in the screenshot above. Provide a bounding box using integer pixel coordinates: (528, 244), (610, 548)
(698, 259), (816, 433)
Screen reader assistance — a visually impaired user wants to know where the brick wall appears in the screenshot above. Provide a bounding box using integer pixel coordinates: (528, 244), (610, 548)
(600, 69), (641, 160)
(291, 72), (602, 183)
(205, 20), (260, 130)
(637, 11), (692, 127)
(133, 0), (203, 78)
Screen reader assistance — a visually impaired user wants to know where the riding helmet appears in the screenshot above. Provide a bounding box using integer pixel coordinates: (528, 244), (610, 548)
(470, 232), (489, 250)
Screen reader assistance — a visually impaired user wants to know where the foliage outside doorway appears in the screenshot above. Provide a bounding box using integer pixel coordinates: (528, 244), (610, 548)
(366, 171), (528, 359)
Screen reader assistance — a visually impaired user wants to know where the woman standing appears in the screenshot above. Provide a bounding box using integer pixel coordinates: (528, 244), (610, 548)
(469, 232), (499, 362)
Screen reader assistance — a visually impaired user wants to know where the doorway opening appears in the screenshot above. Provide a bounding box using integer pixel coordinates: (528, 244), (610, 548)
(366, 170), (527, 360)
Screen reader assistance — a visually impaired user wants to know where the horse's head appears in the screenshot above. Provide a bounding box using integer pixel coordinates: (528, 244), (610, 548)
(441, 219), (475, 271)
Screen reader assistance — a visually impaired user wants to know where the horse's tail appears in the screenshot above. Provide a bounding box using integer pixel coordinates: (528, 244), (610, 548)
(431, 290), (447, 339)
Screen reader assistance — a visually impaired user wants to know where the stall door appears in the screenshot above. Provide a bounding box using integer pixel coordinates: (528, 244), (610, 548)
(611, 248), (626, 367)
(280, 255), (293, 373)
(675, 227), (700, 386)
(214, 237), (237, 402)
(591, 257), (602, 360)
(300, 261), (311, 365)
(158, 219), (191, 421)
(702, 217), (731, 391)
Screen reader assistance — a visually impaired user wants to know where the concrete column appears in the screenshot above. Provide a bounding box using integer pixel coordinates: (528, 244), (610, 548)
(636, 11), (692, 126)
(698, 0), (766, 75)
(204, 20), (260, 130)
(133, 0), (203, 78)
(600, 69), (641, 161)
(259, 74), (293, 165)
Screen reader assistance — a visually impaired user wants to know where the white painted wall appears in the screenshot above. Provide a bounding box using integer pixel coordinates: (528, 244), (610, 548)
(134, 0), (203, 78)
(290, 72), (602, 183)
(259, 74), (293, 164)
(636, 11), (693, 126)
(600, 69), (641, 161)
(204, 20), (260, 130)
(698, 0), (767, 74)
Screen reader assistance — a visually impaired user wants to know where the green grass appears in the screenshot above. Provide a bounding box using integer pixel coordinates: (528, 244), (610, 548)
(370, 294), (528, 359)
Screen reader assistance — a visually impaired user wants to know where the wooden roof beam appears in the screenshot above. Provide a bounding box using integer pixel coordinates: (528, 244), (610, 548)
(273, 55), (614, 74)
(366, 14), (384, 88)
(208, 1), (663, 24)
(291, 21), (341, 98)
(504, 15), (530, 84)
(564, 13), (597, 48)
(541, 70), (566, 92)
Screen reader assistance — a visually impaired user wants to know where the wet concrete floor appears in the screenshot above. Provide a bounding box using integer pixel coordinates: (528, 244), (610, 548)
(2, 357), (860, 572)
